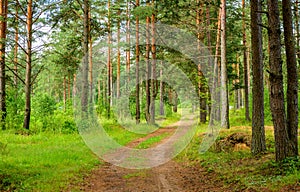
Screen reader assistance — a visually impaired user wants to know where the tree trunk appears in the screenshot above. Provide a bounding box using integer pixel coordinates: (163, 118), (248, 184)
(150, 4), (157, 124)
(117, 8), (121, 99)
(210, 9), (222, 125)
(145, 6), (151, 123)
(196, 0), (207, 124)
(220, 0), (229, 129)
(267, 0), (289, 162)
(107, 0), (112, 118)
(23, 0), (33, 130)
(0, 0), (7, 128)
(81, 0), (89, 116)
(159, 69), (164, 116)
(173, 91), (178, 113)
(250, 0), (266, 155)
(295, 1), (300, 66)
(282, 0), (299, 157)
(63, 76), (67, 111)
(14, 5), (19, 89)
(126, 0), (131, 83)
(88, 7), (93, 104)
(135, 0), (140, 124)
(242, 0), (250, 121)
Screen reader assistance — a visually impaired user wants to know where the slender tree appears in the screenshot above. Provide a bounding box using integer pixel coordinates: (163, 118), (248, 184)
(116, 7), (121, 99)
(81, 0), (89, 115)
(107, 0), (112, 118)
(150, 0), (157, 124)
(145, 2), (151, 123)
(23, 0), (33, 129)
(220, 0), (229, 129)
(0, 0), (8, 128)
(282, 0), (298, 157)
(135, 0), (140, 124)
(242, 0), (250, 121)
(251, 0), (266, 155)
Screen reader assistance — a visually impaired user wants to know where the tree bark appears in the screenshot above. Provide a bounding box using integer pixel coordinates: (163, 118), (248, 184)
(150, 3), (157, 124)
(135, 0), (140, 124)
(88, 7), (93, 104)
(250, 0), (266, 155)
(210, 9), (222, 125)
(145, 5), (151, 123)
(242, 0), (250, 121)
(14, 5), (19, 88)
(196, 0), (207, 124)
(117, 8), (121, 99)
(220, 0), (229, 129)
(107, 0), (112, 118)
(126, 0), (131, 83)
(0, 0), (7, 128)
(282, 0), (299, 157)
(267, 0), (289, 162)
(81, 0), (89, 116)
(23, 0), (33, 129)
(159, 69), (164, 116)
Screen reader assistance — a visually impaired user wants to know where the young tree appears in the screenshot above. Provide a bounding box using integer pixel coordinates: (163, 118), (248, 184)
(150, 0), (157, 124)
(81, 0), (89, 115)
(251, 0), (266, 155)
(242, 0), (250, 121)
(135, 0), (140, 124)
(282, 0), (298, 157)
(145, 1), (151, 123)
(107, 0), (112, 118)
(220, 0), (229, 129)
(23, 0), (33, 129)
(0, 0), (8, 128)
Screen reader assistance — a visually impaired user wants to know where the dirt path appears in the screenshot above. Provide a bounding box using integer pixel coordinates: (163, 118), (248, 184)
(74, 119), (229, 192)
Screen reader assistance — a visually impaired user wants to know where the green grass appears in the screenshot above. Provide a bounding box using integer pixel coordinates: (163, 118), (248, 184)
(101, 119), (147, 145)
(136, 133), (171, 149)
(0, 131), (100, 192)
(177, 124), (300, 191)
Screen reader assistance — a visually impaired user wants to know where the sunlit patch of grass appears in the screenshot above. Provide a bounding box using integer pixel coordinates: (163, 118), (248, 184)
(136, 133), (171, 149)
(0, 132), (100, 191)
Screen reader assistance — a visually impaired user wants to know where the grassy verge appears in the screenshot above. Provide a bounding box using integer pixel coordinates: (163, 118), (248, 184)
(0, 131), (100, 192)
(177, 124), (300, 191)
(136, 133), (171, 149)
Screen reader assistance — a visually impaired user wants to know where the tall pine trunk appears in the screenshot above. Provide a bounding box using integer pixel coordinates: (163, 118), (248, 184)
(145, 5), (151, 123)
(81, 0), (89, 116)
(267, 0), (289, 162)
(282, 0), (298, 157)
(220, 0), (229, 129)
(107, 0), (112, 118)
(135, 0), (140, 124)
(242, 0), (250, 121)
(150, 3), (157, 124)
(117, 8), (121, 99)
(23, 0), (33, 129)
(251, 0), (266, 155)
(0, 0), (7, 128)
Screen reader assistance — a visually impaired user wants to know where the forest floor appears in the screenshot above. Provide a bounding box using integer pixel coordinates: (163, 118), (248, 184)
(74, 119), (231, 192)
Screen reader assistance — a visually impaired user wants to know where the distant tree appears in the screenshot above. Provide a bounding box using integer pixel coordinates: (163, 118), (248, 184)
(242, 0), (250, 121)
(135, 0), (140, 124)
(81, 0), (89, 115)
